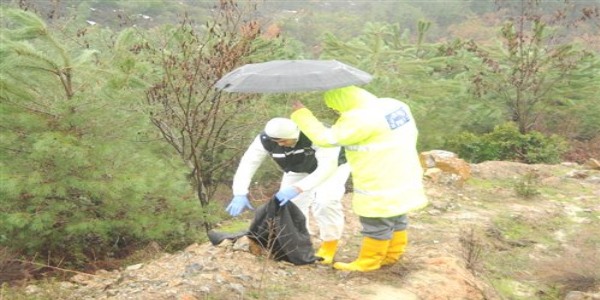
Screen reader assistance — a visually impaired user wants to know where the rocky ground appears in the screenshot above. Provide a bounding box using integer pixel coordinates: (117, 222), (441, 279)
(14, 160), (600, 300)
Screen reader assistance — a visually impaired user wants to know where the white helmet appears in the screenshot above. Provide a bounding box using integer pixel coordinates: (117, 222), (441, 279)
(264, 118), (300, 139)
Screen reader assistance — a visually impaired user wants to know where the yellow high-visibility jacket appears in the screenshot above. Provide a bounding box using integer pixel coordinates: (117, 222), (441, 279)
(291, 86), (428, 217)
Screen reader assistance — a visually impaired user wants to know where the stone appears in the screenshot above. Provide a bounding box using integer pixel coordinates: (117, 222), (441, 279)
(424, 168), (443, 182)
(583, 158), (600, 170)
(419, 150), (458, 169)
(125, 263), (144, 271)
(232, 236), (251, 252)
(420, 150), (471, 186)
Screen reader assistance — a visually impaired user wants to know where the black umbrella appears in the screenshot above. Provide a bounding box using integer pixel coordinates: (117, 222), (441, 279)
(215, 59), (373, 93)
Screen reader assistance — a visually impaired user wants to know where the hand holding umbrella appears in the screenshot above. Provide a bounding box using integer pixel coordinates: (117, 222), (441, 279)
(292, 100), (305, 111)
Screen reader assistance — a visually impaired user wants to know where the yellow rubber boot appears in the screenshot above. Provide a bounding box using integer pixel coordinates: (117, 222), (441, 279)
(333, 237), (390, 272)
(381, 230), (407, 266)
(315, 240), (338, 264)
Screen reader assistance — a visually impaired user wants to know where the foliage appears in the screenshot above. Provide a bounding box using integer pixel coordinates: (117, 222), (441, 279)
(1, 279), (74, 299)
(320, 22), (503, 151)
(276, 0), (477, 53)
(563, 136), (600, 164)
(139, 1), (292, 232)
(446, 123), (567, 164)
(0, 8), (203, 267)
(0, 0), (598, 280)
(8, 0), (599, 157)
(468, 0), (600, 135)
(316, 1), (599, 154)
(513, 170), (541, 199)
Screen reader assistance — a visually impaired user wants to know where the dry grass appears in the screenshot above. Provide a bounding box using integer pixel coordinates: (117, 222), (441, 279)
(459, 226), (484, 273)
(533, 234), (600, 295)
(563, 136), (600, 164)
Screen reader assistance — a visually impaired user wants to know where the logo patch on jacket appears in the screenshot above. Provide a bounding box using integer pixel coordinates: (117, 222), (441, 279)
(385, 107), (410, 130)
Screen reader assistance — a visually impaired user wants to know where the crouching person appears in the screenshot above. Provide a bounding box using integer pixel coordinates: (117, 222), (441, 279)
(225, 118), (350, 264)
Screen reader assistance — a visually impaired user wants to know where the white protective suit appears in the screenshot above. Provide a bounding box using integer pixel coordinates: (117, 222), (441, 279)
(232, 132), (350, 241)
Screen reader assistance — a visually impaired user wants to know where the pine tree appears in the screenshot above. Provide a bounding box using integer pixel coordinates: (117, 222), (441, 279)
(320, 21), (493, 150)
(0, 8), (201, 266)
(470, 0), (600, 135)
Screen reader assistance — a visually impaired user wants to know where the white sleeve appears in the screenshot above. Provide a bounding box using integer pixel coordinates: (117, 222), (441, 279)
(232, 135), (268, 196)
(293, 145), (340, 192)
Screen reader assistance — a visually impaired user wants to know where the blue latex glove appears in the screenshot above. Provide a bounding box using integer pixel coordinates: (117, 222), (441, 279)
(226, 195), (253, 217)
(275, 186), (300, 206)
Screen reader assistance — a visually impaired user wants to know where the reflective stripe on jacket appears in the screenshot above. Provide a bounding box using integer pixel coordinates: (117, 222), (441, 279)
(291, 86), (428, 217)
(232, 133), (344, 195)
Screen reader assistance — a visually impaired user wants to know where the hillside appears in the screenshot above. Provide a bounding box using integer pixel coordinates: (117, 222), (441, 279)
(12, 160), (600, 300)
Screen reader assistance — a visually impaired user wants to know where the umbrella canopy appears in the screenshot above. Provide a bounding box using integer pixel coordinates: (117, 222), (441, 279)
(215, 59), (373, 93)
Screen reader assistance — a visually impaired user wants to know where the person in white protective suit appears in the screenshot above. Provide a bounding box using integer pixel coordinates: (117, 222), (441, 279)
(225, 117), (350, 264)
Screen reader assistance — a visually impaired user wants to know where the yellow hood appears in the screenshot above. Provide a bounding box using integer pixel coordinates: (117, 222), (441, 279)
(323, 86), (377, 112)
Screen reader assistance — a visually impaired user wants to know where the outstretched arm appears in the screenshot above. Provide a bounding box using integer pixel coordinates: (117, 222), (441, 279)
(232, 135), (268, 196)
(293, 145), (340, 192)
(291, 101), (372, 147)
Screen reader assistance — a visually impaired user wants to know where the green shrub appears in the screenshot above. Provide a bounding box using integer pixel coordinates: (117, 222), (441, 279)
(0, 8), (211, 270)
(513, 171), (541, 199)
(446, 123), (567, 163)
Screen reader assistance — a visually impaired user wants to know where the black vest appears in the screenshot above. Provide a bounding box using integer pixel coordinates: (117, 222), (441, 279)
(259, 132), (347, 174)
(260, 132), (317, 173)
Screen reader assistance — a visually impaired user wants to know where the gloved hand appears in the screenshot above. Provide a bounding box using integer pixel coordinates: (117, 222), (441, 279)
(225, 195), (253, 217)
(275, 186), (300, 206)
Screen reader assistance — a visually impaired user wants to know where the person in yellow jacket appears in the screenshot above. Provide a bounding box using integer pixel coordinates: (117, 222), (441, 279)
(290, 85), (428, 272)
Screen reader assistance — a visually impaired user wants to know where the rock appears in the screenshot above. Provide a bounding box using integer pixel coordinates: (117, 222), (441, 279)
(566, 170), (589, 179)
(228, 283), (245, 294)
(232, 236), (251, 252)
(248, 237), (264, 256)
(587, 176), (600, 184)
(183, 263), (203, 276)
(435, 157), (471, 182)
(420, 150), (471, 186)
(58, 282), (76, 289)
(179, 294), (199, 300)
(69, 272), (100, 285)
(564, 290), (600, 300)
(420, 150), (458, 168)
(424, 168), (443, 182)
(184, 243), (202, 253)
(125, 263), (144, 271)
(583, 158), (600, 170)
(24, 285), (42, 294)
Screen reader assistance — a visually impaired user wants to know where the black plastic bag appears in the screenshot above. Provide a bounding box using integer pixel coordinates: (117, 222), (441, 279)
(208, 197), (317, 265)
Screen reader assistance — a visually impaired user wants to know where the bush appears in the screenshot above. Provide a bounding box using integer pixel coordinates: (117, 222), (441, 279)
(0, 8), (208, 272)
(513, 171), (541, 199)
(562, 136), (600, 163)
(446, 123), (568, 163)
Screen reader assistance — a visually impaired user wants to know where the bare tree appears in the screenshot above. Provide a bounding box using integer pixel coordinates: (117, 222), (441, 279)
(145, 0), (272, 232)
